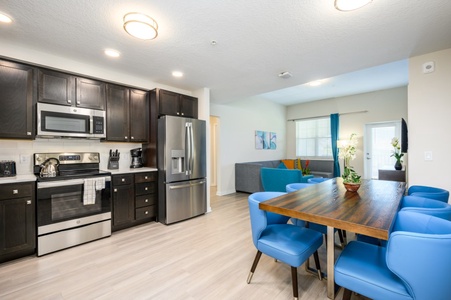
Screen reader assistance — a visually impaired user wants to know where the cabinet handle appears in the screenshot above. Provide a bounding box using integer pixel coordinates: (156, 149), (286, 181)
(177, 112), (180, 115)
(13, 189), (18, 194)
(131, 136), (134, 140)
(68, 99), (72, 104)
(144, 176), (148, 179)
(145, 211), (149, 215)
(145, 199), (149, 203)
(145, 187), (148, 191)
(114, 188), (117, 192)
(181, 113), (184, 116)
(125, 136), (128, 139)
(77, 100), (81, 105)
(26, 200), (31, 205)
(27, 132), (31, 135)
(121, 178), (125, 182)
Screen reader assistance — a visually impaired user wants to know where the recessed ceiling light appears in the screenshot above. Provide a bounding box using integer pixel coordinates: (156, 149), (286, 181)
(104, 49), (120, 57)
(123, 12), (158, 40)
(0, 12), (12, 23)
(172, 71), (183, 78)
(307, 80), (324, 87)
(335, 0), (372, 11)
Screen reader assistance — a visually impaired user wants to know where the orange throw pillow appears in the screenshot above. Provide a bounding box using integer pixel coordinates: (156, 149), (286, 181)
(281, 159), (295, 169)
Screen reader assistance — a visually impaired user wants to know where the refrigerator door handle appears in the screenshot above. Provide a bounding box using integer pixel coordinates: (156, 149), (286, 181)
(185, 122), (193, 176)
(169, 180), (206, 190)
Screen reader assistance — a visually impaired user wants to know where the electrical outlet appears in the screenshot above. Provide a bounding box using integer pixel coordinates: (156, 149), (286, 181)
(20, 154), (30, 164)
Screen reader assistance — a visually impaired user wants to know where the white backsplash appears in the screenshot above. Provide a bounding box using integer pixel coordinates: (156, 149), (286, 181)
(0, 138), (143, 175)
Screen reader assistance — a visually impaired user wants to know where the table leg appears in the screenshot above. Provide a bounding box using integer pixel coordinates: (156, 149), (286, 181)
(327, 226), (335, 299)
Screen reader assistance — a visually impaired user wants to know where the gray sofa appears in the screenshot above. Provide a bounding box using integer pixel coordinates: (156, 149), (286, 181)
(235, 159), (335, 193)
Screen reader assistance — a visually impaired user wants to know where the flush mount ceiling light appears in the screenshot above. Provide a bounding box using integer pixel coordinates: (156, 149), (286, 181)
(335, 0), (372, 11)
(0, 12), (12, 23)
(123, 12), (158, 40)
(104, 49), (120, 57)
(172, 71), (183, 78)
(278, 72), (292, 79)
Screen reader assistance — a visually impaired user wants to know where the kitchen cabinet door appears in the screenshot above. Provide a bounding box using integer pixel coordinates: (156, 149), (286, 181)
(180, 94), (198, 118)
(0, 183), (36, 263)
(0, 60), (36, 139)
(76, 77), (106, 110)
(158, 89), (180, 116)
(112, 184), (135, 229)
(38, 68), (75, 106)
(129, 89), (149, 142)
(106, 84), (129, 142)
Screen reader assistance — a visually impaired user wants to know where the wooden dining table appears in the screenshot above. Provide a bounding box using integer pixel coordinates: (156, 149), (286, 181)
(259, 177), (406, 299)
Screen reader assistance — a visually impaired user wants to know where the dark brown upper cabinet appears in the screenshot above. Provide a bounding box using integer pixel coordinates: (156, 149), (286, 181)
(158, 89), (198, 118)
(0, 59), (36, 139)
(106, 84), (148, 142)
(38, 68), (106, 110)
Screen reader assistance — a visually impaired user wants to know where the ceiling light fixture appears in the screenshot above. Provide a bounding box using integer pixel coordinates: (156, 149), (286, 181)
(335, 0), (372, 11)
(104, 49), (120, 57)
(172, 71), (183, 78)
(0, 12), (12, 23)
(278, 72), (292, 79)
(123, 12), (158, 40)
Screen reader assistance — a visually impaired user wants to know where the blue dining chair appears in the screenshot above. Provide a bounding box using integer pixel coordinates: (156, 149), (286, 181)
(286, 182), (346, 248)
(335, 211), (451, 300)
(247, 192), (323, 299)
(308, 177), (330, 183)
(357, 195), (451, 246)
(407, 185), (449, 203)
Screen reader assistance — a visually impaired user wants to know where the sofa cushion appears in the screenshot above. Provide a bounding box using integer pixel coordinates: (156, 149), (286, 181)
(278, 162), (287, 169)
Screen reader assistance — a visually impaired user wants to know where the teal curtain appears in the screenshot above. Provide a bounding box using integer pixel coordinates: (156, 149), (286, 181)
(330, 113), (340, 177)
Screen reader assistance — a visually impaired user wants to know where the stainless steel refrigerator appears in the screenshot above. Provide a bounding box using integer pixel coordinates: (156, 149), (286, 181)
(158, 115), (207, 224)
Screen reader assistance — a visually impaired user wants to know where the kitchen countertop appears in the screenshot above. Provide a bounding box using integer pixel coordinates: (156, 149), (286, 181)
(0, 174), (37, 184)
(107, 167), (158, 175)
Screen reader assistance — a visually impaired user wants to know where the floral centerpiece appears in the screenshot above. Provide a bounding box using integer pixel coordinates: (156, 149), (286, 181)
(390, 137), (404, 170)
(338, 133), (361, 191)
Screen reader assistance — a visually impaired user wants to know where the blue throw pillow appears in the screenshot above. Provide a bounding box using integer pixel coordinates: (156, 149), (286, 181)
(278, 162), (287, 169)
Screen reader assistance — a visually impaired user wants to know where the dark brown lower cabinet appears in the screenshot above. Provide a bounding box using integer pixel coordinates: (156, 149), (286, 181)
(112, 171), (156, 231)
(0, 182), (36, 263)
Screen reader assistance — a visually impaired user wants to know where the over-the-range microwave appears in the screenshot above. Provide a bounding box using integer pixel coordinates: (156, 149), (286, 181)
(37, 103), (106, 139)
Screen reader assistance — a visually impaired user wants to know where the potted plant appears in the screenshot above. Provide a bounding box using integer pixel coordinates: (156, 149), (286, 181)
(339, 133), (361, 192)
(390, 137), (404, 170)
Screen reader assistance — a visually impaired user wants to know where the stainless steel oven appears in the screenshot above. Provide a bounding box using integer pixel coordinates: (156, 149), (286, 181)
(34, 152), (112, 256)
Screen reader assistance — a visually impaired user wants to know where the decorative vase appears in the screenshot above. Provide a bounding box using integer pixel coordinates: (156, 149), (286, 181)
(343, 182), (361, 192)
(394, 160), (402, 170)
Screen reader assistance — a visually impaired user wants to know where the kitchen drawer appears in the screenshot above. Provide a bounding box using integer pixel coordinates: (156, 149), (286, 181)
(135, 194), (156, 208)
(113, 174), (133, 186)
(135, 182), (156, 195)
(135, 205), (156, 220)
(0, 182), (33, 200)
(134, 172), (156, 183)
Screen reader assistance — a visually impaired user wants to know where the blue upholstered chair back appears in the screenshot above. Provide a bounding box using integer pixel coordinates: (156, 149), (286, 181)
(308, 177), (330, 183)
(248, 192), (289, 247)
(387, 211), (451, 299)
(286, 182), (315, 193)
(401, 195), (451, 220)
(260, 167), (302, 192)
(407, 185), (449, 203)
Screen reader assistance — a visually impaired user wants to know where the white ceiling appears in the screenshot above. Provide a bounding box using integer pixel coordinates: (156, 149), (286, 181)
(1, 0), (450, 106)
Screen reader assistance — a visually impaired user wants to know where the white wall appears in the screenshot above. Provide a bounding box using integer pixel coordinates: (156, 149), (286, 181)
(286, 87), (407, 177)
(408, 48), (451, 196)
(210, 97), (286, 195)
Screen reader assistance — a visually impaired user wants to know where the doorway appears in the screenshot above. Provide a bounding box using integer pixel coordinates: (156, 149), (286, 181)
(209, 116), (220, 188)
(364, 121), (401, 179)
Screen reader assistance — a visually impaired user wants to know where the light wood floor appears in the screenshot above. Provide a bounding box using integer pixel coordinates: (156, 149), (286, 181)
(0, 189), (363, 300)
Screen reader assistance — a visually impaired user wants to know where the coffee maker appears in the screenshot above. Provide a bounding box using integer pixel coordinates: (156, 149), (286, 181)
(130, 148), (143, 168)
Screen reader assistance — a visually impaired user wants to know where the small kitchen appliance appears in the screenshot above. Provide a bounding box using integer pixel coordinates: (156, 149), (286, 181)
(108, 149), (120, 170)
(130, 148), (143, 168)
(0, 160), (16, 177)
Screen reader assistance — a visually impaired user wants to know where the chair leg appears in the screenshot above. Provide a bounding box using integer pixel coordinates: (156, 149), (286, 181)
(313, 251), (322, 280)
(291, 266), (299, 300)
(247, 250), (262, 284)
(338, 230), (346, 249)
(342, 288), (352, 300)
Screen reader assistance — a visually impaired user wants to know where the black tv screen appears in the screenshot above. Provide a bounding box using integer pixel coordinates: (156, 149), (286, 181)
(401, 118), (408, 153)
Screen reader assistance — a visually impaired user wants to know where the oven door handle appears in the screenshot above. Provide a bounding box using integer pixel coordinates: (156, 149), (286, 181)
(37, 176), (111, 189)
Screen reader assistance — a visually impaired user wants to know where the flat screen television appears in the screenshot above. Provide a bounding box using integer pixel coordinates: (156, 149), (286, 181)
(401, 118), (408, 153)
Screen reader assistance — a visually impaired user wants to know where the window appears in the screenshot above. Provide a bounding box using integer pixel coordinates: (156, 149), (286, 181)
(295, 118), (332, 157)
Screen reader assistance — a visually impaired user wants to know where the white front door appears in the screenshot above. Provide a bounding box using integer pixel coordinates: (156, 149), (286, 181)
(364, 121), (401, 179)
